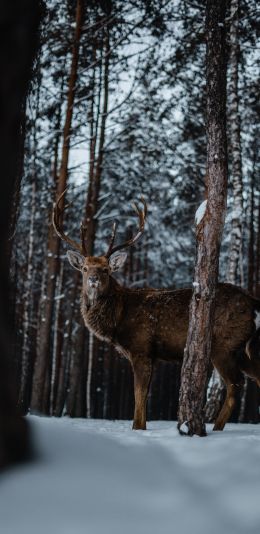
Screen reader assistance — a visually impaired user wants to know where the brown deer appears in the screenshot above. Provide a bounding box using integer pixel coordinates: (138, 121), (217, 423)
(53, 191), (260, 431)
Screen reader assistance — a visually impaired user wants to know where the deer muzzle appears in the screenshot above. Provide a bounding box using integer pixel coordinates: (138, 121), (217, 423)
(88, 276), (100, 289)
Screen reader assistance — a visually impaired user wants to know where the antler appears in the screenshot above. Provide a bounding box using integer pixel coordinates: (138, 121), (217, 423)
(105, 197), (147, 258)
(52, 189), (88, 256)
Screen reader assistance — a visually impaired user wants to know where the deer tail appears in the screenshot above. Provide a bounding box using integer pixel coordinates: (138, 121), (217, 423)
(245, 326), (260, 361)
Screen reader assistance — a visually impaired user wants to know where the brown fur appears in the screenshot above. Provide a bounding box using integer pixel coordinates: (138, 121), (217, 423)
(73, 255), (260, 431)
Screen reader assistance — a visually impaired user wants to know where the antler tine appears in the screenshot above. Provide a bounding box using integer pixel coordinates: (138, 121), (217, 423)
(106, 198), (147, 258)
(132, 197), (146, 232)
(105, 221), (118, 258)
(52, 189), (85, 255)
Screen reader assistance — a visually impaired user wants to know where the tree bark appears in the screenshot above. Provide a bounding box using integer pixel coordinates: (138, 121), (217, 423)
(256, 196), (260, 297)
(18, 179), (36, 413)
(84, 27), (110, 254)
(178, 0), (228, 437)
(30, 0), (84, 413)
(68, 25), (110, 417)
(227, 0), (243, 285)
(248, 172), (255, 293)
(205, 0), (243, 422)
(0, 0), (40, 468)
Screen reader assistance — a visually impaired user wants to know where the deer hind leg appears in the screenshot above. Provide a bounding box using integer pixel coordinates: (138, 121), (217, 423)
(132, 357), (153, 430)
(213, 382), (243, 431)
(211, 354), (244, 431)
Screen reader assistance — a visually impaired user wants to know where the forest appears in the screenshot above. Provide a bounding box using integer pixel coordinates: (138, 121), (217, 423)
(8, 0), (259, 429)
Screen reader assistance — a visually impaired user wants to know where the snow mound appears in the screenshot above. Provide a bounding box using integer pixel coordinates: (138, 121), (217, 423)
(1, 417), (260, 534)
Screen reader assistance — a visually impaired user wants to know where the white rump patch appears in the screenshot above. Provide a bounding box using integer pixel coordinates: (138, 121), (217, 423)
(254, 310), (260, 329)
(195, 200), (207, 226)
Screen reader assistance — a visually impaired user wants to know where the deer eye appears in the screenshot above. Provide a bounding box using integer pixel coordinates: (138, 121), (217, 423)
(83, 267), (88, 272)
(102, 268), (108, 273)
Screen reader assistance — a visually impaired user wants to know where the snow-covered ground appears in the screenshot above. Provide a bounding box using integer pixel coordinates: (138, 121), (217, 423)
(1, 417), (260, 534)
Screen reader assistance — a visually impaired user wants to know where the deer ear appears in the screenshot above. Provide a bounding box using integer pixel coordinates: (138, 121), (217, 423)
(67, 250), (84, 271)
(109, 252), (127, 272)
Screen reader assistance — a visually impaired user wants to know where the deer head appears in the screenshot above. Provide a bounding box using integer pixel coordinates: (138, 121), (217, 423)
(52, 190), (147, 304)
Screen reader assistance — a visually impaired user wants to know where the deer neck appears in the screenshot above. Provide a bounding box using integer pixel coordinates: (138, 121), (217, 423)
(80, 277), (123, 342)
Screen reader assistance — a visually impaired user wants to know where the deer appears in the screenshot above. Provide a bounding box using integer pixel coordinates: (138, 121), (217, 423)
(53, 191), (260, 431)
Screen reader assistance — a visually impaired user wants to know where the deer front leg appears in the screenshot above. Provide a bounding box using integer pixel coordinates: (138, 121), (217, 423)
(132, 357), (153, 430)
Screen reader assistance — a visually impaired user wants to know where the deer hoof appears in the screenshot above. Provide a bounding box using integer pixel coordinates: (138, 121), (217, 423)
(213, 423), (224, 431)
(132, 422), (146, 430)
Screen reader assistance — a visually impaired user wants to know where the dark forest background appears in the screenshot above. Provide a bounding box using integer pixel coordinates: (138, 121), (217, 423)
(10, 0), (259, 422)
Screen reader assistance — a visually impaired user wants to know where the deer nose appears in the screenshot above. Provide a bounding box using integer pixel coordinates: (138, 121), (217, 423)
(88, 275), (99, 285)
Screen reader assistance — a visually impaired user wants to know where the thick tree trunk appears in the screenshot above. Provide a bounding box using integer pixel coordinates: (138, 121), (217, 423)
(0, 0), (40, 468)
(205, 0), (243, 422)
(30, 0), (84, 413)
(178, 0), (228, 437)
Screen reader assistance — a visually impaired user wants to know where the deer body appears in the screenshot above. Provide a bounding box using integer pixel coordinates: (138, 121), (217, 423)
(79, 265), (260, 430)
(53, 193), (260, 432)
(82, 279), (256, 364)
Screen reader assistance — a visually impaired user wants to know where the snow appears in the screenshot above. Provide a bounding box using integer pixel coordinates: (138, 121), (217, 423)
(195, 200), (207, 226)
(254, 310), (260, 329)
(192, 281), (200, 290)
(1, 417), (260, 534)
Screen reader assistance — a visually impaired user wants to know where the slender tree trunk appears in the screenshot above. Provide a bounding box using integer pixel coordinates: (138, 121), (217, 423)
(178, 0), (228, 437)
(248, 173), (255, 293)
(30, 0), (84, 413)
(50, 263), (64, 415)
(54, 300), (72, 417)
(48, 57), (68, 416)
(63, 271), (84, 417)
(86, 332), (94, 418)
(227, 0), (243, 284)
(8, 97), (27, 261)
(84, 27), (110, 254)
(256, 196), (260, 297)
(68, 25), (110, 418)
(18, 180), (36, 413)
(240, 169), (259, 423)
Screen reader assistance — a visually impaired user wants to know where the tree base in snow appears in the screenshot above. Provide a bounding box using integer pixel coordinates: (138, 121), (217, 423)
(177, 419), (207, 437)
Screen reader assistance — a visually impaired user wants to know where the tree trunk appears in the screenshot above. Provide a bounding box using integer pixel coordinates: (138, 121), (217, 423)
(30, 0), (84, 413)
(0, 0), (40, 469)
(248, 173), (255, 293)
(50, 263), (64, 415)
(18, 179), (36, 413)
(84, 27), (110, 254)
(227, 0), (243, 284)
(68, 26), (110, 418)
(178, 0), (228, 437)
(255, 196), (260, 297)
(86, 332), (94, 418)
(205, 0), (243, 422)
(240, 168), (259, 423)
